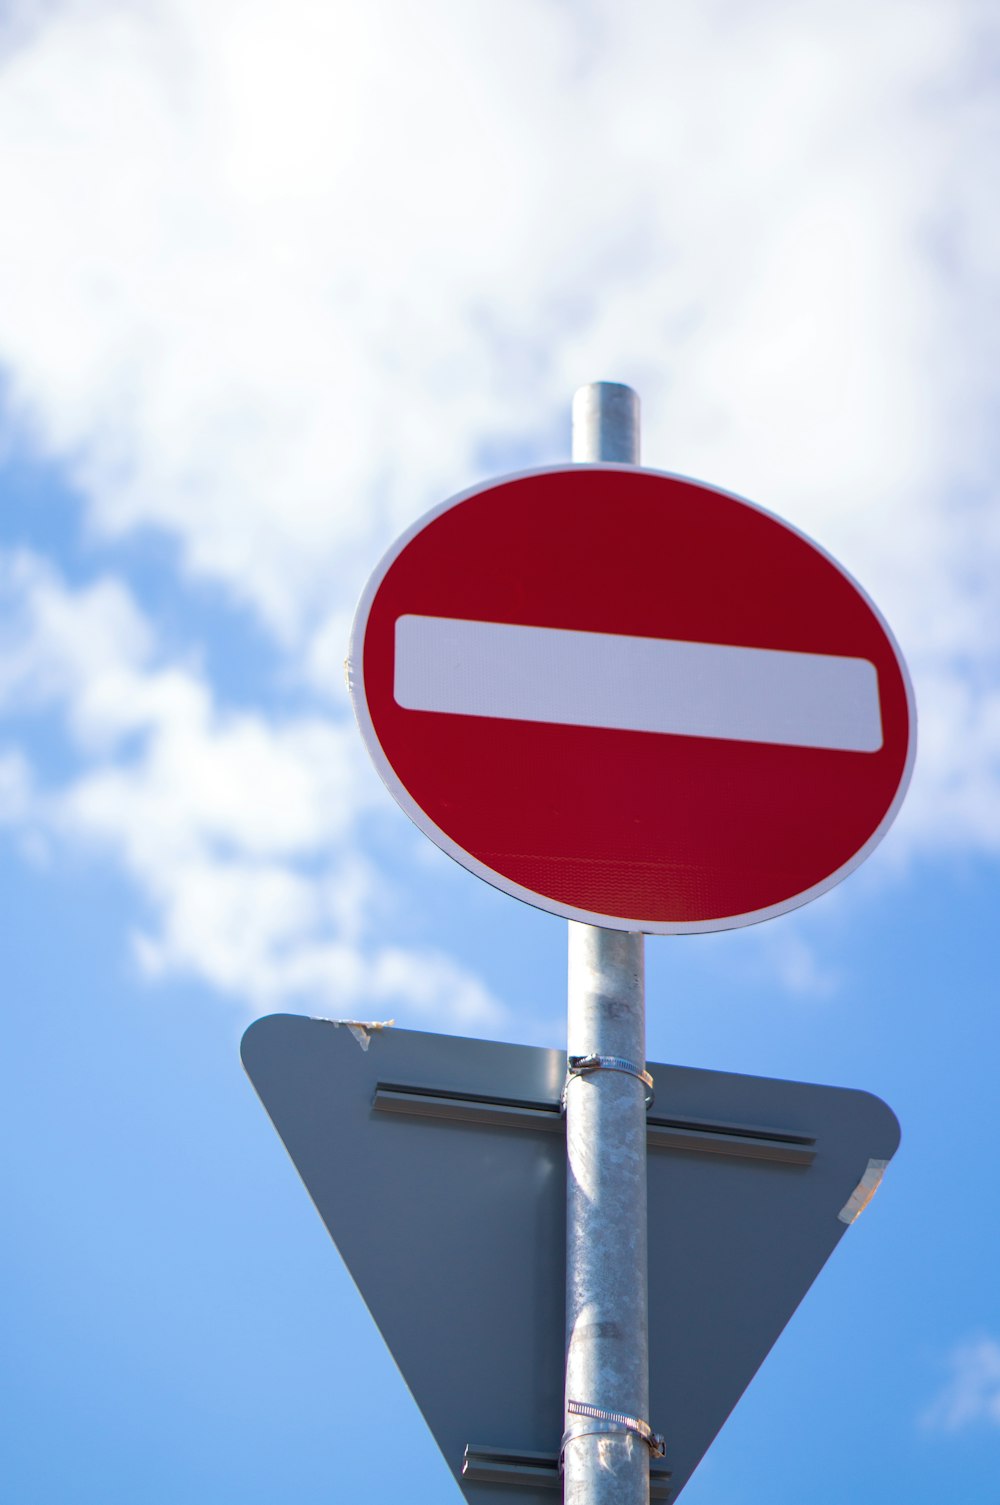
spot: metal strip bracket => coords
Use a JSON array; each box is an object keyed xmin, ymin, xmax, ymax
[
  {"xmin": 562, "ymin": 1399, "xmax": 666, "ymax": 1461},
  {"xmin": 462, "ymin": 1442, "xmax": 673, "ymax": 1497},
  {"xmin": 562, "ymin": 1053, "xmax": 655, "ymax": 1109}
]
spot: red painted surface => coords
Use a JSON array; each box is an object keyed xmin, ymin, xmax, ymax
[{"xmin": 355, "ymin": 467, "xmax": 913, "ymax": 930}]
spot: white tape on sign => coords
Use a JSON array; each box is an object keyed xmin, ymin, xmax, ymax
[{"xmin": 393, "ymin": 615, "xmax": 883, "ymax": 753}]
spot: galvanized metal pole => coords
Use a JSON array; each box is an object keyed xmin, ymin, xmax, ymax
[{"xmin": 564, "ymin": 383, "xmax": 651, "ymax": 1505}]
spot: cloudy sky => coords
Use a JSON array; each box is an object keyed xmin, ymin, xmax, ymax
[{"xmin": 2, "ymin": 2, "xmax": 999, "ymax": 1501}]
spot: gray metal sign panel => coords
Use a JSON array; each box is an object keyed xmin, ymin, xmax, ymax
[{"xmin": 241, "ymin": 1015, "xmax": 899, "ymax": 1503}]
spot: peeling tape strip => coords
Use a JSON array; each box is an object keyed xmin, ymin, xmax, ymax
[
  {"xmin": 838, "ymin": 1157, "xmax": 889, "ymax": 1224},
  {"xmin": 322, "ymin": 1018, "xmax": 395, "ymax": 1052}
]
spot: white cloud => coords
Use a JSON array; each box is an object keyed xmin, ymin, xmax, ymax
[
  {"xmin": 0, "ymin": 0, "xmax": 996, "ymax": 863},
  {"xmin": 921, "ymin": 1336, "xmax": 1000, "ymax": 1432},
  {"xmin": 699, "ymin": 904, "xmax": 843, "ymax": 1001},
  {"xmin": 0, "ymin": 550, "xmax": 152, "ymax": 738},
  {"xmin": 0, "ymin": 0, "xmax": 997, "ymax": 637},
  {"xmin": 896, "ymin": 672, "xmax": 1000, "ymax": 856},
  {"xmin": 368, "ymin": 946, "xmax": 508, "ymax": 1030},
  {"xmin": 763, "ymin": 931, "xmax": 840, "ymax": 1000},
  {"xmin": 0, "ymin": 0, "xmax": 999, "ymax": 1000},
  {"xmin": 0, "ymin": 744, "xmax": 33, "ymax": 823},
  {"xmin": 0, "ymin": 547, "xmax": 508, "ymax": 1027}
]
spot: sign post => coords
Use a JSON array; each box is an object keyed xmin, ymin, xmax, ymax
[
  {"xmin": 242, "ymin": 383, "xmax": 918, "ymax": 1503},
  {"xmin": 564, "ymin": 384, "xmax": 653, "ymax": 1505}
]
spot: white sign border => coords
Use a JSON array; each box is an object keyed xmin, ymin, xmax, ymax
[{"xmin": 347, "ymin": 463, "xmax": 917, "ymax": 935}]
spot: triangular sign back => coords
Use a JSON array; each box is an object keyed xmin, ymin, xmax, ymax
[{"xmin": 241, "ymin": 1016, "xmax": 899, "ymax": 1502}]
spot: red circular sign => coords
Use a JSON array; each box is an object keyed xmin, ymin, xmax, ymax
[{"xmin": 349, "ymin": 466, "xmax": 915, "ymax": 933}]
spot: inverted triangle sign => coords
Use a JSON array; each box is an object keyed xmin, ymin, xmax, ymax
[{"xmin": 242, "ymin": 1015, "xmax": 899, "ymax": 1503}]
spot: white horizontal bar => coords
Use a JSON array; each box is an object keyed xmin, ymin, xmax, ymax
[{"xmin": 393, "ymin": 615, "xmax": 883, "ymax": 753}]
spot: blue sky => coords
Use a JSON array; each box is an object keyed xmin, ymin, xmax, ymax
[{"xmin": 2, "ymin": 2, "xmax": 999, "ymax": 1501}]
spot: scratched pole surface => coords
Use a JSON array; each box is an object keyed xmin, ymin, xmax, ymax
[{"xmin": 563, "ymin": 383, "xmax": 651, "ymax": 1505}]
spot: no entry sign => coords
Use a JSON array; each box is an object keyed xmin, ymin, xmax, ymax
[{"xmin": 349, "ymin": 466, "xmax": 915, "ymax": 932}]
